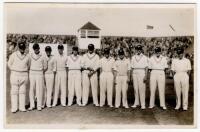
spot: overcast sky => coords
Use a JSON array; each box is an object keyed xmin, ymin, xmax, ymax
[{"xmin": 5, "ymin": 3, "xmax": 195, "ymax": 37}]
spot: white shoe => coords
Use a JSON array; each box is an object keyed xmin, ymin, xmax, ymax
[
  {"xmin": 20, "ymin": 109, "xmax": 27, "ymax": 112},
  {"xmin": 175, "ymin": 106, "xmax": 180, "ymax": 110},
  {"xmin": 11, "ymin": 110, "xmax": 17, "ymax": 113},
  {"xmin": 95, "ymin": 104, "xmax": 99, "ymax": 107},
  {"xmin": 62, "ymin": 105, "xmax": 66, "ymax": 107},
  {"xmin": 52, "ymin": 104, "xmax": 56, "ymax": 107},
  {"xmin": 37, "ymin": 107, "xmax": 42, "ymax": 111},
  {"xmin": 148, "ymin": 106, "xmax": 154, "ymax": 109},
  {"xmin": 81, "ymin": 104, "xmax": 86, "ymax": 107},
  {"xmin": 77, "ymin": 103, "xmax": 82, "ymax": 106},
  {"xmin": 131, "ymin": 104, "xmax": 138, "ymax": 108},
  {"xmin": 183, "ymin": 107, "xmax": 188, "ymax": 111},
  {"xmin": 47, "ymin": 105, "xmax": 52, "ymax": 108},
  {"xmin": 67, "ymin": 104, "xmax": 72, "ymax": 107},
  {"xmin": 115, "ymin": 106, "xmax": 119, "ymax": 108},
  {"xmin": 124, "ymin": 105, "xmax": 129, "ymax": 109},
  {"xmin": 109, "ymin": 105, "xmax": 114, "ymax": 108},
  {"xmin": 141, "ymin": 106, "xmax": 146, "ymax": 110},
  {"xmin": 28, "ymin": 107, "xmax": 34, "ymax": 111},
  {"xmin": 77, "ymin": 102, "xmax": 82, "ymax": 106},
  {"xmin": 162, "ymin": 106, "xmax": 167, "ymax": 110}
]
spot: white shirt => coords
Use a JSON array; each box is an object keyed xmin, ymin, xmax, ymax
[
  {"xmin": 67, "ymin": 55, "xmax": 83, "ymax": 70},
  {"xmin": 82, "ymin": 53, "xmax": 100, "ymax": 71},
  {"xmin": 131, "ymin": 54, "xmax": 148, "ymax": 69},
  {"xmin": 113, "ymin": 58, "xmax": 131, "ymax": 76},
  {"xmin": 30, "ymin": 53, "xmax": 47, "ymax": 71},
  {"xmin": 55, "ymin": 54, "xmax": 68, "ymax": 71},
  {"xmin": 148, "ymin": 55, "xmax": 168, "ymax": 70},
  {"xmin": 99, "ymin": 57, "xmax": 115, "ymax": 72},
  {"xmin": 8, "ymin": 51, "xmax": 30, "ymax": 72},
  {"xmin": 171, "ymin": 57, "xmax": 191, "ymax": 72},
  {"xmin": 45, "ymin": 55, "xmax": 56, "ymax": 74}
]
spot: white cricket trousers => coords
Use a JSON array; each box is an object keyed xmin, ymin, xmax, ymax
[
  {"xmin": 53, "ymin": 71, "xmax": 67, "ymax": 106},
  {"xmin": 68, "ymin": 70, "xmax": 82, "ymax": 105},
  {"xmin": 174, "ymin": 72, "xmax": 189, "ymax": 109},
  {"xmin": 29, "ymin": 71, "xmax": 44, "ymax": 109},
  {"xmin": 149, "ymin": 70, "xmax": 166, "ymax": 107},
  {"xmin": 100, "ymin": 72, "xmax": 114, "ymax": 106},
  {"xmin": 10, "ymin": 71, "xmax": 28, "ymax": 112},
  {"xmin": 132, "ymin": 69, "xmax": 146, "ymax": 108},
  {"xmin": 44, "ymin": 73, "xmax": 54, "ymax": 107},
  {"xmin": 82, "ymin": 71, "xmax": 99, "ymax": 105},
  {"xmin": 115, "ymin": 76, "xmax": 128, "ymax": 107}
]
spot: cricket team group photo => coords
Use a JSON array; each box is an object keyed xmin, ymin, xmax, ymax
[{"xmin": 4, "ymin": 3, "xmax": 195, "ymax": 127}]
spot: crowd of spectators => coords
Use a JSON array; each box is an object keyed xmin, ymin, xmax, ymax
[
  {"xmin": 6, "ymin": 33, "xmax": 193, "ymax": 61},
  {"xmin": 101, "ymin": 36, "xmax": 193, "ymax": 59},
  {"xmin": 6, "ymin": 34, "xmax": 77, "ymax": 59},
  {"xmin": 7, "ymin": 34, "xmax": 77, "ymax": 45}
]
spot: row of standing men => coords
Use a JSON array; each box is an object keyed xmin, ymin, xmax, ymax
[{"xmin": 8, "ymin": 42, "xmax": 192, "ymax": 113}]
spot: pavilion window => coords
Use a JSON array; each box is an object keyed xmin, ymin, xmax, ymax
[
  {"xmin": 87, "ymin": 30, "xmax": 99, "ymax": 38},
  {"xmin": 80, "ymin": 30, "xmax": 86, "ymax": 38}
]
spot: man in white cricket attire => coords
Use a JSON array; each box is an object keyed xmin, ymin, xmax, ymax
[
  {"xmin": 131, "ymin": 45, "xmax": 148, "ymax": 109},
  {"xmin": 29, "ymin": 43, "xmax": 47, "ymax": 111},
  {"xmin": 44, "ymin": 46, "xmax": 56, "ymax": 108},
  {"xmin": 148, "ymin": 46, "xmax": 168, "ymax": 110},
  {"xmin": 99, "ymin": 48, "xmax": 115, "ymax": 107},
  {"xmin": 113, "ymin": 49, "xmax": 131, "ymax": 108},
  {"xmin": 67, "ymin": 46, "xmax": 82, "ymax": 106},
  {"xmin": 8, "ymin": 42, "xmax": 30, "ymax": 113},
  {"xmin": 52, "ymin": 44, "xmax": 67, "ymax": 107},
  {"xmin": 82, "ymin": 44, "xmax": 99, "ymax": 106},
  {"xmin": 171, "ymin": 47, "xmax": 191, "ymax": 110}
]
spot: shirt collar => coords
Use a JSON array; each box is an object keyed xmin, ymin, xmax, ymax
[
  {"xmin": 105, "ymin": 56, "xmax": 111, "ymax": 60},
  {"xmin": 87, "ymin": 53, "xmax": 96, "ymax": 60},
  {"xmin": 70, "ymin": 54, "xmax": 79, "ymax": 62},
  {"xmin": 17, "ymin": 50, "xmax": 26, "ymax": 56},
  {"xmin": 88, "ymin": 52, "xmax": 95, "ymax": 57},
  {"xmin": 31, "ymin": 53, "xmax": 42, "ymax": 60},
  {"xmin": 135, "ymin": 54, "xmax": 143, "ymax": 61},
  {"xmin": 154, "ymin": 55, "xmax": 163, "ymax": 59},
  {"xmin": 16, "ymin": 51, "xmax": 26, "ymax": 60},
  {"xmin": 177, "ymin": 57, "xmax": 185, "ymax": 60},
  {"xmin": 33, "ymin": 53, "xmax": 41, "ymax": 56},
  {"xmin": 72, "ymin": 54, "xmax": 79, "ymax": 57},
  {"xmin": 58, "ymin": 54, "xmax": 64, "ymax": 57},
  {"xmin": 46, "ymin": 55, "xmax": 53, "ymax": 60},
  {"xmin": 119, "ymin": 58, "xmax": 125, "ymax": 61}
]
